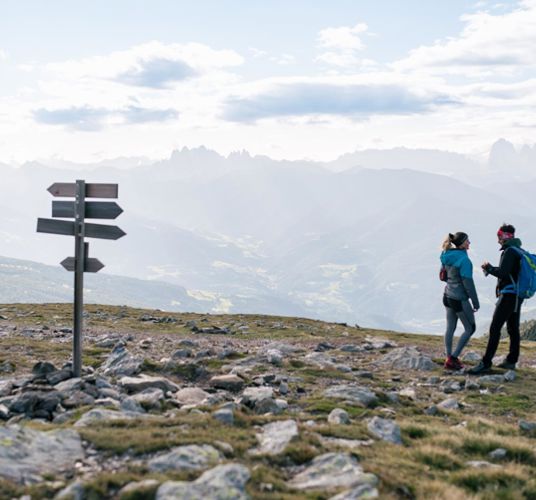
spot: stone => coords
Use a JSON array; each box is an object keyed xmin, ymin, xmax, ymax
[
  {"xmin": 119, "ymin": 374, "xmax": 179, "ymax": 393},
  {"xmin": 399, "ymin": 388, "xmax": 417, "ymax": 400},
  {"xmin": 32, "ymin": 361, "xmax": 57, "ymax": 377},
  {"xmin": 172, "ymin": 349, "xmax": 193, "ymax": 359},
  {"xmin": 378, "ymin": 347, "xmax": 436, "ymax": 371},
  {"xmin": 253, "ymin": 419, "xmax": 298, "ymax": 455},
  {"xmin": 149, "ymin": 444, "xmax": 221, "ymax": 473},
  {"xmin": 213, "ymin": 408, "xmax": 234, "ymax": 425},
  {"xmin": 266, "ymin": 349, "xmax": 283, "ymax": 366},
  {"xmin": 466, "ymin": 460, "xmax": 501, "ymax": 469},
  {"xmin": 438, "ymin": 398, "xmax": 459, "ymax": 411},
  {"xmin": 54, "ymin": 480, "xmax": 85, "ymax": 500},
  {"xmin": 118, "ymin": 479, "xmax": 160, "ymax": 499},
  {"xmin": 0, "ymin": 426, "xmax": 83, "ymax": 484},
  {"xmin": 289, "ymin": 453, "xmax": 378, "ymax": 491},
  {"xmin": 54, "ymin": 378, "xmax": 83, "ymax": 393},
  {"xmin": 328, "ymin": 408, "xmax": 350, "ymax": 425},
  {"xmin": 47, "ymin": 369, "xmax": 74, "ymax": 385},
  {"xmin": 210, "ymin": 374, "xmax": 244, "ymax": 392},
  {"xmin": 0, "ymin": 379, "xmax": 13, "ymax": 397},
  {"xmin": 74, "ymin": 408, "xmax": 146, "ymax": 427},
  {"xmin": 478, "ymin": 375, "xmax": 505, "ymax": 384},
  {"xmin": 175, "ymin": 387, "xmax": 211, "ymax": 406},
  {"xmin": 0, "ymin": 360, "xmax": 15, "ymax": 373},
  {"xmin": 324, "ymin": 385, "xmax": 378, "ymax": 408},
  {"xmin": 425, "ymin": 405, "xmax": 438, "ymax": 416},
  {"xmin": 120, "ymin": 397, "xmax": 146, "ymax": 413},
  {"xmin": 340, "ymin": 345, "xmax": 361, "ymax": 352},
  {"xmin": 462, "ymin": 351, "xmax": 481, "ymax": 362},
  {"xmin": 519, "ymin": 420, "xmax": 536, "ymax": 433},
  {"xmin": 279, "ymin": 382, "xmax": 289, "ymax": 395},
  {"xmin": 100, "ymin": 345, "xmax": 143, "ymax": 377},
  {"xmin": 464, "ymin": 378, "xmax": 480, "ymax": 390},
  {"xmin": 156, "ymin": 463, "xmax": 250, "ymax": 500},
  {"xmin": 489, "ymin": 448, "xmax": 507, "ymax": 460},
  {"xmin": 9, "ymin": 391, "xmax": 61, "ymax": 419},
  {"xmin": 320, "ymin": 437, "xmax": 374, "ymax": 449},
  {"xmin": 98, "ymin": 387, "xmax": 121, "ymax": 400},
  {"xmin": 330, "ymin": 484, "xmax": 379, "ymax": 499},
  {"xmin": 62, "ymin": 391, "xmax": 95, "ymax": 409},
  {"xmin": 315, "ymin": 341, "xmax": 335, "ymax": 351},
  {"xmin": 504, "ymin": 370, "xmax": 516, "ymax": 382},
  {"xmin": 367, "ymin": 417, "xmax": 402, "ymax": 445},
  {"xmin": 242, "ymin": 386, "xmax": 274, "ymax": 405},
  {"xmin": 0, "ymin": 404, "xmax": 9, "ymax": 420},
  {"xmin": 131, "ymin": 388, "xmax": 165, "ymax": 410},
  {"xmin": 254, "ymin": 398, "xmax": 283, "ymax": 415}
]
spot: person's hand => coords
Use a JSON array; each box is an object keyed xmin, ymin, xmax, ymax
[
  {"xmin": 473, "ymin": 307, "xmax": 479, "ymax": 312},
  {"xmin": 481, "ymin": 261, "xmax": 489, "ymax": 269}
]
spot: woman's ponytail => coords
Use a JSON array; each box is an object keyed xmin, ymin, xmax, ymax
[{"xmin": 442, "ymin": 233, "xmax": 454, "ymax": 251}]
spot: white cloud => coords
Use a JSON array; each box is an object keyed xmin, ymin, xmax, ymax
[
  {"xmin": 394, "ymin": 2, "xmax": 536, "ymax": 76},
  {"xmin": 0, "ymin": 49, "xmax": 8, "ymax": 61},
  {"xmin": 316, "ymin": 22, "xmax": 373, "ymax": 69}
]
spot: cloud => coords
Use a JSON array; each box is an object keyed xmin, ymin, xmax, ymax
[
  {"xmin": 116, "ymin": 57, "xmax": 196, "ymax": 88},
  {"xmin": 33, "ymin": 104, "xmax": 179, "ymax": 130},
  {"xmin": 0, "ymin": 48, "xmax": 8, "ymax": 61},
  {"xmin": 46, "ymin": 41, "xmax": 243, "ymax": 85},
  {"xmin": 316, "ymin": 22, "xmax": 371, "ymax": 68},
  {"xmin": 223, "ymin": 81, "xmax": 454, "ymax": 122},
  {"xmin": 394, "ymin": 2, "xmax": 536, "ymax": 75}
]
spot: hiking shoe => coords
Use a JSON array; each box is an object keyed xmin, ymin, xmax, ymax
[
  {"xmin": 497, "ymin": 360, "xmax": 516, "ymax": 370},
  {"xmin": 467, "ymin": 361, "xmax": 492, "ymax": 375},
  {"xmin": 452, "ymin": 356, "xmax": 464, "ymax": 370},
  {"xmin": 444, "ymin": 356, "xmax": 458, "ymax": 370}
]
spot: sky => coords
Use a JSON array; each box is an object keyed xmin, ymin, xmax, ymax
[{"xmin": 1, "ymin": 0, "xmax": 535, "ymax": 163}]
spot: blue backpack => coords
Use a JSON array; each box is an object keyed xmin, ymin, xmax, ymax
[{"xmin": 502, "ymin": 247, "xmax": 536, "ymax": 299}]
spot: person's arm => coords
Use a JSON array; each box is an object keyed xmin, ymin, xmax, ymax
[
  {"xmin": 460, "ymin": 258, "xmax": 480, "ymax": 310},
  {"xmin": 484, "ymin": 248, "xmax": 518, "ymax": 279}
]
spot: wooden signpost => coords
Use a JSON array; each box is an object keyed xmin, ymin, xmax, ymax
[{"xmin": 36, "ymin": 180, "xmax": 125, "ymax": 377}]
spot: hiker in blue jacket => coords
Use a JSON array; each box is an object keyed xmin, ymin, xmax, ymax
[
  {"xmin": 440, "ymin": 232, "xmax": 480, "ymax": 370},
  {"xmin": 468, "ymin": 224, "xmax": 523, "ymax": 374}
]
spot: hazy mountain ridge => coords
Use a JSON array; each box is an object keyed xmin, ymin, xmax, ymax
[{"xmin": 2, "ymin": 142, "xmax": 536, "ymax": 332}]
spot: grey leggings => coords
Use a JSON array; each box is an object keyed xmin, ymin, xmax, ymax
[{"xmin": 444, "ymin": 299, "xmax": 476, "ymax": 358}]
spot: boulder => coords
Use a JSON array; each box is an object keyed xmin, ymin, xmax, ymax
[
  {"xmin": 149, "ymin": 444, "xmax": 221, "ymax": 473},
  {"xmin": 328, "ymin": 408, "xmax": 350, "ymax": 425},
  {"xmin": 119, "ymin": 374, "xmax": 179, "ymax": 394},
  {"xmin": 157, "ymin": 463, "xmax": 250, "ymax": 500},
  {"xmin": 330, "ymin": 484, "xmax": 379, "ymax": 499},
  {"xmin": 212, "ymin": 408, "xmax": 234, "ymax": 425},
  {"xmin": 210, "ymin": 374, "xmax": 244, "ymax": 392},
  {"xmin": 131, "ymin": 388, "xmax": 165, "ymax": 410},
  {"xmin": 378, "ymin": 347, "xmax": 436, "ymax": 371},
  {"xmin": 324, "ymin": 385, "xmax": 377, "ymax": 408},
  {"xmin": 0, "ymin": 426, "xmax": 83, "ymax": 484},
  {"xmin": 9, "ymin": 391, "xmax": 61, "ymax": 419},
  {"xmin": 253, "ymin": 419, "xmax": 298, "ymax": 455},
  {"xmin": 175, "ymin": 387, "xmax": 211, "ymax": 406},
  {"xmin": 367, "ymin": 417, "xmax": 402, "ymax": 445},
  {"xmin": 289, "ymin": 453, "xmax": 378, "ymax": 491},
  {"xmin": 100, "ymin": 345, "xmax": 143, "ymax": 377},
  {"xmin": 74, "ymin": 408, "xmax": 146, "ymax": 427}
]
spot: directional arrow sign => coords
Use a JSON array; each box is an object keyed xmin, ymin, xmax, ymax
[
  {"xmin": 48, "ymin": 183, "xmax": 118, "ymax": 199},
  {"xmin": 61, "ymin": 257, "xmax": 105, "ymax": 273},
  {"xmin": 37, "ymin": 218, "xmax": 75, "ymax": 236},
  {"xmin": 85, "ymin": 222, "xmax": 126, "ymax": 240},
  {"xmin": 52, "ymin": 201, "xmax": 123, "ymax": 219}
]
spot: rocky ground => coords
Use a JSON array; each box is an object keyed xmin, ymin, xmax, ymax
[{"xmin": 2, "ymin": 304, "xmax": 536, "ymax": 499}]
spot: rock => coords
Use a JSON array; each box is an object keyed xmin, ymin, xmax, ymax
[
  {"xmin": 47, "ymin": 369, "xmax": 74, "ymax": 385},
  {"xmin": 157, "ymin": 463, "xmax": 250, "ymax": 500},
  {"xmin": 100, "ymin": 345, "xmax": 143, "ymax": 377},
  {"xmin": 266, "ymin": 349, "xmax": 283, "ymax": 366},
  {"xmin": 438, "ymin": 398, "xmax": 459, "ymax": 411},
  {"xmin": 118, "ymin": 479, "xmax": 160, "ymax": 499},
  {"xmin": 52, "ymin": 410, "xmax": 78, "ymax": 424},
  {"xmin": 74, "ymin": 408, "xmax": 146, "ymax": 427},
  {"xmin": 175, "ymin": 387, "xmax": 211, "ymax": 406},
  {"xmin": 399, "ymin": 388, "xmax": 417, "ymax": 400},
  {"xmin": 519, "ymin": 420, "xmax": 536, "ymax": 433},
  {"xmin": 367, "ymin": 417, "xmax": 402, "ymax": 445},
  {"xmin": 120, "ymin": 397, "xmax": 146, "ymax": 413},
  {"xmin": 279, "ymin": 382, "xmax": 289, "ymax": 395},
  {"xmin": 254, "ymin": 398, "xmax": 283, "ymax": 415},
  {"xmin": 0, "ymin": 379, "xmax": 13, "ymax": 397},
  {"xmin": 120, "ymin": 374, "xmax": 179, "ymax": 394},
  {"xmin": 54, "ymin": 378, "xmax": 83, "ymax": 393},
  {"xmin": 328, "ymin": 408, "xmax": 350, "ymax": 425},
  {"xmin": 0, "ymin": 404, "xmax": 9, "ymax": 420},
  {"xmin": 62, "ymin": 391, "xmax": 95, "ymax": 409},
  {"xmin": 324, "ymin": 385, "xmax": 378, "ymax": 408},
  {"xmin": 504, "ymin": 370, "xmax": 516, "ymax": 382},
  {"xmin": 98, "ymin": 387, "xmax": 121, "ymax": 400},
  {"xmin": 0, "ymin": 426, "xmax": 84, "ymax": 484},
  {"xmin": 172, "ymin": 349, "xmax": 193, "ymax": 359},
  {"xmin": 54, "ymin": 480, "xmax": 85, "ymax": 500},
  {"xmin": 462, "ymin": 351, "xmax": 481, "ymax": 362},
  {"xmin": 330, "ymin": 484, "xmax": 379, "ymax": 499},
  {"xmin": 210, "ymin": 374, "xmax": 244, "ymax": 392},
  {"xmin": 489, "ymin": 448, "xmax": 507, "ymax": 460},
  {"xmin": 0, "ymin": 360, "xmax": 15, "ymax": 373},
  {"xmin": 131, "ymin": 388, "xmax": 165, "ymax": 410},
  {"xmin": 32, "ymin": 361, "xmax": 57, "ymax": 377},
  {"xmin": 340, "ymin": 345, "xmax": 361, "ymax": 352},
  {"xmin": 378, "ymin": 347, "xmax": 436, "ymax": 371},
  {"xmin": 425, "ymin": 405, "xmax": 438, "ymax": 416},
  {"xmin": 242, "ymin": 386, "xmax": 274, "ymax": 405},
  {"xmin": 213, "ymin": 408, "xmax": 234, "ymax": 425},
  {"xmin": 149, "ymin": 444, "xmax": 221, "ymax": 473},
  {"xmin": 466, "ymin": 460, "xmax": 501, "ymax": 469},
  {"xmin": 253, "ymin": 420, "xmax": 298, "ymax": 455},
  {"xmin": 478, "ymin": 375, "xmax": 505, "ymax": 384},
  {"xmin": 315, "ymin": 342, "xmax": 335, "ymax": 352},
  {"xmin": 289, "ymin": 453, "xmax": 378, "ymax": 491},
  {"xmin": 9, "ymin": 391, "xmax": 61, "ymax": 419},
  {"xmin": 320, "ymin": 437, "xmax": 374, "ymax": 449},
  {"xmin": 464, "ymin": 378, "xmax": 480, "ymax": 390}
]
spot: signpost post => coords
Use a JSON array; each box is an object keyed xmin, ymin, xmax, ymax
[{"xmin": 37, "ymin": 180, "xmax": 125, "ymax": 377}]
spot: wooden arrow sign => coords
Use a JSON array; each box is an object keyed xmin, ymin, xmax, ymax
[
  {"xmin": 61, "ymin": 257, "xmax": 104, "ymax": 273},
  {"xmin": 48, "ymin": 183, "xmax": 118, "ymax": 199},
  {"xmin": 37, "ymin": 218, "xmax": 75, "ymax": 236},
  {"xmin": 52, "ymin": 201, "xmax": 123, "ymax": 219},
  {"xmin": 85, "ymin": 222, "xmax": 126, "ymax": 240}
]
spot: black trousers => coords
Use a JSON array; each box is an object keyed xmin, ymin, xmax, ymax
[{"xmin": 483, "ymin": 294, "xmax": 523, "ymax": 366}]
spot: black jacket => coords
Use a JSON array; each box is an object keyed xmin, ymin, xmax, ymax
[{"xmin": 484, "ymin": 243, "xmax": 522, "ymax": 297}]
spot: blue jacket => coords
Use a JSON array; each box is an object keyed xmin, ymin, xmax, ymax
[{"xmin": 440, "ymin": 249, "xmax": 479, "ymax": 308}]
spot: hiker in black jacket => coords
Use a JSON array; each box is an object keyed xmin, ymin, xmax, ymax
[{"xmin": 468, "ymin": 223, "xmax": 523, "ymax": 375}]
